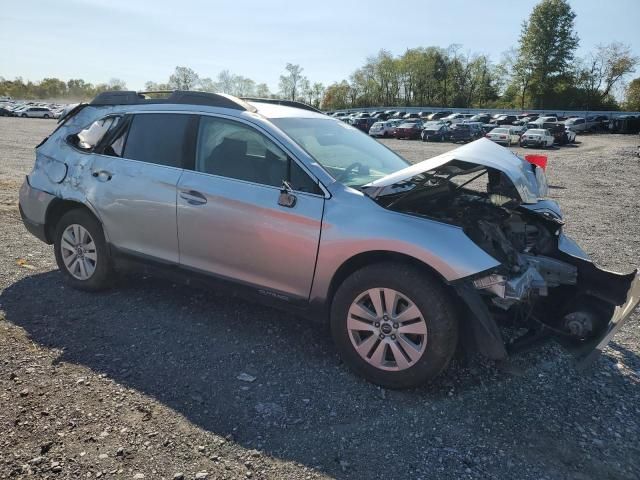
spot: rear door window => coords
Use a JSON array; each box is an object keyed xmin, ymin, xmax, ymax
[{"xmin": 122, "ymin": 113, "xmax": 195, "ymax": 168}]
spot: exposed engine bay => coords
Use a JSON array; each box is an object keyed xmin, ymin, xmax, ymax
[{"xmin": 368, "ymin": 159, "xmax": 638, "ymax": 358}]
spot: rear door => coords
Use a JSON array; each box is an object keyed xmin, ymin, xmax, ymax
[
  {"xmin": 176, "ymin": 115, "xmax": 324, "ymax": 300},
  {"xmin": 86, "ymin": 112, "xmax": 196, "ymax": 263}
]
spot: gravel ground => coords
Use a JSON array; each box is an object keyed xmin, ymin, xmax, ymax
[{"xmin": 1, "ymin": 117, "xmax": 639, "ymax": 480}]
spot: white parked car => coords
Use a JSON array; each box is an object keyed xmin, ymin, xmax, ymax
[
  {"xmin": 485, "ymin": 127, "xmax": 520, "ymax": 146},
  {"xmin": 564, "ymin": 127, "xmax": 577, "ymax": 143},
  {"xmin": 17, "ymin": 106, "xmax": 54, "ymax": 118},
  {"xmin": 442, "ymin": 113, "xmax": 468, "ymax": 125},
  {"xmin": 529, "ymin": 116, "xmax": 557, "ymax": 128},
  {"xmin": 520, "ymin": 129, "xmax": 555, "ymax": 148},
  {"xmin": 368, "ymin": 120, "xmax": 396, "ymax": 137}
]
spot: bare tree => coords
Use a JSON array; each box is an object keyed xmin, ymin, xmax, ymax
[
  {"xmin": 279, "ymin": 63, "xmax": 306, "ymax": 101},
  {"xmin": 579, "ymin": 43, "xmax": 638, "ymax": 102},
  {"xmin": 255, "ymin": 83, "xmax": 270, "ymax": 98}
]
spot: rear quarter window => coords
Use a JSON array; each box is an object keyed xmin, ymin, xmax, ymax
[{"xmin": 123, "ymin": 113, "xmax": 194, "ymax": 168}]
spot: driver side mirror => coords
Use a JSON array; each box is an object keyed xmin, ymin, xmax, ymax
[{"xmin": 278, "ymin": 180, "xmax": 297, "ymax": 208}]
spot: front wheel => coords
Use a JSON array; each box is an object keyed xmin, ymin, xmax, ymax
[
  {"xmin": 330, "ymin": 263, "xmax": 458, "ymax": 389},
  {"xmin": 53, "ymin": 209, "xmax": 114, "ymax": 291}
]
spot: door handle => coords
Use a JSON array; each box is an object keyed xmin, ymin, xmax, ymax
[
  {"xmin": 91, "ymin": 170, "xmax": 112, "ymax": 182},
  {"xmin": 180, "ymin": 190, "xmax": 207, "ymax": 206}
]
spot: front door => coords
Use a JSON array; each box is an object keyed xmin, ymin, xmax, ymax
[{"xmin": 176, "ymin": 115, "xmax": 324, "ymax": 300}]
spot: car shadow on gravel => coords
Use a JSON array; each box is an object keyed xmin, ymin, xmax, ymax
[{"xmin": 3, "ymin": 270, "xmax": 638, "ymax": 478}]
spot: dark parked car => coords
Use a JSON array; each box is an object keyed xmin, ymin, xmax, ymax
[
  {"xmin": 469, "ymin": 113, "xmax": 492, "ymax": 124},
  {"xmin": 395, "ymin": 120, "xmax": 424, "ymax": 139},
  {"xmin": 542, "ymin": 122, "xmax": 570, "ymax": 145},
  {"xmin": 427, "ymin": 111, "xmax": 453, "ymax": 121},
  {"xmin": 351, "ymin": 116, "xmax": 378, "ymax": 132},
  {"xmin": 609, "ymin": 115, "xmax": 640, "ymax": 134},
  {"xmin": 480, "ymin": 123, "xmax": 497, "ymax": 134},
  {"xmin": 0, "ymin": 106, "xmax": 13, "ymax": 116},
  {"xmin": 373, "ymin": 112, "xmax": 390, "ymax": 121},
  {"xmin": 449, "ymin": 123, "xmax": 483, "ymax": 143},
  {"xmin": 586, "ymin": 115, "xmax": 609, "ymax": 132},
  {"xmin": 491, "ymin": 115, "xmax": 518, "ymax": 126},
  {"xmin": 421, "ymin": 121, "xmax": 450, "ymax": 141}
]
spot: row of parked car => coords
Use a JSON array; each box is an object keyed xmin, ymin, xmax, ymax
[
  {"xmin": 365, "ymin": 115, "xmax": 576, "ymax": 148},
  {"xmin": 330, "ymin": 108, "xmax": 640, "ymax": 136},
  {"xmin": 0, "ymin": 100, "xmax": 73, "ymax": 119}
]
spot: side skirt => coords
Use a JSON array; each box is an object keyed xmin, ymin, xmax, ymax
[{"xmin": 109, "ymin": 245, "xmax": 314, "ymax": 317}]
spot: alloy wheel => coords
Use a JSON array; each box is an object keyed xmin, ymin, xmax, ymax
[
  {"xmin": 59, "ymin": 224, "xmax": 98, "ymax": 280},
  {"xmin": 347, "ymin": 288, "xmax": 428, "ymax": 371}
]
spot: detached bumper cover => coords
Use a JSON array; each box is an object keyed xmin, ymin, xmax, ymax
[{"xmin": 571, "ymin": 270, "xmax": 640, "ymax": 365}]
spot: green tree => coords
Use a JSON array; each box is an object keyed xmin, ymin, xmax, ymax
[
  {"xmin": 168, "ymin": 66, "xmax": 199, "ymax": 90},
  {"xmin": 624, "ymin": 77, "xmax": 640, "ymax": 111},
  {"xmin": 513, "ymin": 0, "xmax": 579, "ymax": 108}
]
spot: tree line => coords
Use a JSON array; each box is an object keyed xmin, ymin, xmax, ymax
[
  {"xmin": 2, "ymin": 0, "xmax": 639, "ymax": 111},
  {"xmin": 323, "ymin": 0, "xmax": 638, "ymax": 111}
]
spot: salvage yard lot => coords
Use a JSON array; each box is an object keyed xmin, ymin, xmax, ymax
[{"xmin": 1, "ymin": 117, "xmax": 639, "ymax": 480}]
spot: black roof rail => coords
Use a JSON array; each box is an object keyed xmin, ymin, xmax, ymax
[
  {"xmin": 240, "ymin": 97, "xmax": 322, "ymax": 113},
  {"xmin": 89, "ymin": 90, "xmax": 257, "ymax": 112}
]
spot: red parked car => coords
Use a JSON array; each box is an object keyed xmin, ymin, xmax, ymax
[{"xmin": 394, "ymin": 120, "xmax": 424, "ymax": 139}]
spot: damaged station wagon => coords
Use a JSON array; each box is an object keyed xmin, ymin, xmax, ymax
[{"xmin": 19, "ymin": 91, "xmax": 640, "ymax": 389}]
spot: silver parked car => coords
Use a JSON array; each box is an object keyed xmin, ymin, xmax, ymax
[
  {"xmin": 19, "ymin": 91, "xmax": 640, "ymax": 389},
  {"xmin": 17, "ymin": 106, "xmax": 54, "ymax": 118}
]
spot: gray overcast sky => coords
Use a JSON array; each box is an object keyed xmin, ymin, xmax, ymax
[{"xmin": 2, "ymin": 0, "xmax": 638, "ymax": 91}]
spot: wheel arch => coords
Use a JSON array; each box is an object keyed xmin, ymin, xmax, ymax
[
  {"xmin": 325, "ymin": 250, "xmax": 455, "ymax": 313},
  {"xmin": 44, "ymin": 198, "xmax": 104, "ymax": 244}
]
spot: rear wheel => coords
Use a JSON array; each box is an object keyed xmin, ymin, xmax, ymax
[
  {"xmin": 53, "ymin": 209, "xmax": 114, "ymax": 291},
  {"xmin": 330, "ymin": 263, "xmax": 458, "ymax": 389}
]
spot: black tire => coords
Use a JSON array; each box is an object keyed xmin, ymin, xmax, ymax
[
  {"xmin": 44, "ymin": 114, "xmax": 50, "ymax": 119},
  {"xmin": 21, "ymin": 113, "xmax": 27, "ymax": 118},
  {"xmin": 330, "ymin": 263, "xmax": 458, "ymax": 389},
  {"xmin": 53, "ymin": 209, "xmax": 114, "ymax": 291}
]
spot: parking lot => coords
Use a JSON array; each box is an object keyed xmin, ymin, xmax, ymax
[{"xmin": 1, "ymin": 117, "xmax": 639, "ymax": 479}]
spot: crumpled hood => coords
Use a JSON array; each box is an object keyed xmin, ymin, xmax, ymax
[{"xmin": 363, "ymin": 138, "xmax": 547, "ymax": 204}]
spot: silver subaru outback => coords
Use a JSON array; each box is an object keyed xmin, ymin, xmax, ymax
[{"xmin": 19, "ymin": 91, "xmax": 639, "ymax": 389}]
